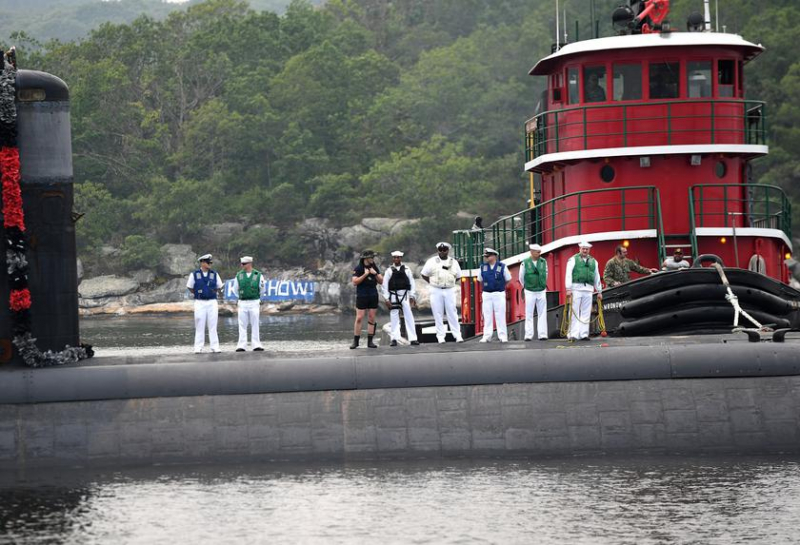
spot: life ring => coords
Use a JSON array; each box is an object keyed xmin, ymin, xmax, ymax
[{"xmin": 691, "ymin": 254, "xmax": 725, "ymax": 268}]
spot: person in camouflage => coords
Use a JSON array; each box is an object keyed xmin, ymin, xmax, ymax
[{"xmin": 603, "ymin": 245, "xmax": 658, "ymax": 288}]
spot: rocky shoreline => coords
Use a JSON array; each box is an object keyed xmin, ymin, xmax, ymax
[{"xmin": 78, "ymin": 217, "xmax": 441, "ymax": 316}]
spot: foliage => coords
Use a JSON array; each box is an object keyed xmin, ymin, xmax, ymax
[
  {"xmin": 119, "ymin": 235, "xmax": 163, "ymax": 270},
  {"xmin": 8, "ymin": 0, "xmax": 800, "ymax": 270}
]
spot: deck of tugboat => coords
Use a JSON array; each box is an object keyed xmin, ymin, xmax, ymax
[{"xmin": 2, "ymin": 332, "xmax": 800, "ymax": 405}]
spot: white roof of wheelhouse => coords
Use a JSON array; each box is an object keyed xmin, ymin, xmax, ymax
[{"xmin": 530, "ymin": 32, "xmax": 764, "ymax": 75}]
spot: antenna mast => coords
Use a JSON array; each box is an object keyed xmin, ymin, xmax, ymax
[
  {"xmin": 703, "ymin": 0, "xmax": 711, "ymax": 30},
  {"xmin": 555, "ymin": 0, "xmax": 560, "ymax": 50}
]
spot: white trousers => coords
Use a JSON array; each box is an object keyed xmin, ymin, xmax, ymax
[
  {"xmin": 524, "ymin": 289, "xmax": 548, "ymax": 340},
  {"xmin": 429, "ymin": 286, "xmax": 463, "ymax": 342},
  {"xmin": 388, "ymin": 290, "xmax": 417, "ymax": 342},
  {"xmin": 569, "ymin": 290, "xmax": 593, "ymax": 340},
  {"xmin": 237, "ymin": 299, "xmax": 262, "ymax": 349},
  {"xmin": 194, "ymin": 299, "xmax": 220, "ymax": 352},
  {"xmin": 481, "ymin": 291, "xmax": 508, "ymax": 342}
]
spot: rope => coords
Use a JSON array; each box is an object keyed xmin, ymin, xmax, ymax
[{"xmin": 559, "ymin": 296, "xmax": 606, "ymax": 337}]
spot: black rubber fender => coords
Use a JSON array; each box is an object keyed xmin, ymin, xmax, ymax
[
  {"xmin": 618, "ymin": 307, "xmax": 790, "ymax": 336},
  {"xmin": 620, "ymin": 284, "xmax": 794, "ymax": 318}
]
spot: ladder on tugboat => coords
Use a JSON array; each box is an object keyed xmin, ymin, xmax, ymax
[{"xmin": 659, "ymin": 233, "xmax": 694, "ymax": 267}]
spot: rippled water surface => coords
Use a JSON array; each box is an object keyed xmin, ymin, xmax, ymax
[
  {"xmin": 80, "ymin": 313, "xmax": 359, "ymax": 355},
  {"xmin": 2, "ymin": 456, "xmax": 800, "ymax": 544}
]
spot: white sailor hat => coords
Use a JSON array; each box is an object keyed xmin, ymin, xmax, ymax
[
  {"xmin": 483, "ymin": 248, "xmax": 499, "ymax": 256},
  {"xmin": 240, "ymin": 256, "xmax": 253, "ymax": 264},
  {"xmin": 578, "ymin": 241, "xmax": 592, "ymax": 248},
  {"xmin": 390, "ymin": 251, "xmax": 404, "ymax": 257},
  {"xmin": 529, "ymin": 243, "xmax": 542, "ymax": 251},
  {"xmin": 436, "ymin": 242, "xmax": 452, "ymax": 250},
  {"xmin": 198, "ymin": 253, "xmax": 213, "ymax": 263}
]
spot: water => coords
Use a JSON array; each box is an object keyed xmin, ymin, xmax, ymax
[
  {"xmin": 79, "ymin": 313, "xmax": 359, "ymax": 356},
  {"xmin": 2, "ymin": 456, "xmax": 800, "ymax": 544},
  {"xmin": 6, "ymin": 316, "xmax": 799, "ymax": 543}
]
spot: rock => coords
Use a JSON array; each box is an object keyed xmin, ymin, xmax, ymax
[
  {"xmin": 202, "ymin": 222, "xmax": 245, "ymax": 244},
  {"xmin": 337, "ymin": 218, "xmax": 418, "ymax": 251},
  {"xmin": 125, "ymin": 302, "xmax": 194, "ymax": 314},
  {"xmin": 79, "ymin": 275, "xmax": 140, "ymax": 299},
  {"xmin": 277, "ymin": 301, "xmax": 295, "ymax": 311},
  {"xmin": 388, "ymin": 218, "xmax": 419, "ymax": 235},
  {"xmin": 160, "ymin": 244, "xmax": 196, "ymax": 276},
  {"xmin": 124, "ymin": 278, "xmax": 186, "ymax": 306},
  {"xmin": 130, "ymin": 269, "xmax": 156, "ymax": 285},
  {"xmin": 100, "ymin": 245, "xmax": 120, "ymax": 258}
]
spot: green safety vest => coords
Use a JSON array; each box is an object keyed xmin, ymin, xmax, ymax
[
  {"xmin": 523, "ymin": 257, "xmax": 547, "ymax": 292},
  {"xmin": 236, "ymin": 270, "xmax": 262, "ymax": 300},
  {"xmin": 571, "ymin": 254, "xmax": 596, "ymax": 285}
]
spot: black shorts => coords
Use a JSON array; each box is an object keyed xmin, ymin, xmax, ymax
[{"xmin": 356, "ymin": 295, "xmax": 379, "ymax": 310}]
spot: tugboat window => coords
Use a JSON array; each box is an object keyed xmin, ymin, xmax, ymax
[
  {"xmin": 613, "ymin": 63, "xmax": 642, "ymax": 101},
  {"xmin": 649, "ymin": 62, "xmax": 679, "ymax": 99},
  {"xmin": 600, "ymin": 165, "xmax": 615, "ymax": 183},
  {"xmin": 687, "ymin": 61, "xmax": 712, "ymax": 98},
  {"xmin": 715, "ymin": 161, "xmax": 727, "ymax": 178},
  {"xmin": 583, "ymin": 66, "xmax": 607, "ymax": 103},
  {"xmin": 718, "ymin": 59, "xmax": 735, "ymax": 98},
  {"xmin": 567, "ymin": 67, "xmax": 579, "ymax": 104}
]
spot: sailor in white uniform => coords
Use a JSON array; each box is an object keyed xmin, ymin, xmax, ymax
[
  {"xmin": 479, "ymin": 248, "xmax": 512, "ymax": 343},
  {"xmin": 232, "ymin": 256, "xmax": 266, "ymax": 352},
  {"xmin": 421, "ymin": 242, "xmax": 464, "ymax": 343},
  {"xmin": 186, "ymin": 254, "xmax": 224, "ymax": 353},
  {"xmin": 564, "ymin": 241, "xmax": 602, "ymax": 341},
  {"xmin": 382, "ymin": 251, "xmax": 419, "ymax": 346},
  {"xmin": 518, "ymin": 243, "xmax": 549, "ymax": 341}
]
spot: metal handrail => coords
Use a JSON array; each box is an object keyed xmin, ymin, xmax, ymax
[
  {"xmin": 525, "ymin": 99, "xmax": 767, "ymax": 162},
  {"xmin": 453, "ymin": 185, "xmax": 663, "ymax": 268},
  {"xmin": 689, "ymin": 183, "xmax": 791, "ymax": 239}
]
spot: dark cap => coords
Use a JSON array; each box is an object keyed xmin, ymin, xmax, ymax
[{"xmin": 360, "ymin": 249, "xmax": 376, "ymax": 259}]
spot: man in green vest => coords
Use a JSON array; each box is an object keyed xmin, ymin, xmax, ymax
[
  {"xmin": 233, "ymin": 256, "xmax": 265, "ymax": 352},
  {"xmin": 564, "ymin": 241, "xmax": 602, "ymax": 341},
  {"xmin": 518, "ymin": 243, "xmax": 549, "ymax": 341}
]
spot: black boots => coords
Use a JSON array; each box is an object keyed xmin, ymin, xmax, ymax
[
  {"xmin": 350, "ymin": 336, "xmax": 360, "ymax": 349},
  {"xmin": 367, "ymin": 335, "xmax": 377, "ymax": 348}
]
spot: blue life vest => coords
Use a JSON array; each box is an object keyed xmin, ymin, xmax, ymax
[
  {"xmin": 193, "ymin": 270, "xmax": 218, "ymax": 300},
  {"xmin": 481, "ymin": 262, "xmax": 507, "ymax": 293}
]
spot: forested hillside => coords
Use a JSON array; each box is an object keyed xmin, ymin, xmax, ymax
[{"xmin": 15, "ymin": 0, "xmax": 800, "ymax": 268}]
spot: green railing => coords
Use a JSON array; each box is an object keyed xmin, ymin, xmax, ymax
[
  {"xmin": 524, "ymin": 100, "xmax": 767, "ymax": 162},
  {"xmin": 453, "ymin": 186, "xmax": 664, "ymax": 268},
  {"xmin": 688, "ymin": 183, "xmax": 792, "ymax": 255}
]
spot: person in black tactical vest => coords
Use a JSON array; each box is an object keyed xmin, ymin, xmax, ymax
[
  {"xmin": 186, "ymin": 253, "xmax": 224, "ymax": 353},
  {"xmin": 382, "ymin": 250, "xmax": 419, "ymax": 346},
  {"xmin": 351, "ymin": 250, "xmax": 384, "ymax": 348},
  {"xmin": 233, "ymin": 256, "xmax": 265, "ymax": 352}
]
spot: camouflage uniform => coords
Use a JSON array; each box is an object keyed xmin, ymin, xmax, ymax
[{"xmin": 603, "ymin": 257, "xmax": 651, "ymax": 287}]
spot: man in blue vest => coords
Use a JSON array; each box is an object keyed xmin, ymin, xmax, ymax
[
  {"xmin": 479, "ymin": 248, "xmax": 512, "ymax": 343},
  {"xmin": 382, "ymin": 250, "xmax": 419, "ymax": 346},
  {"xmin": 232, "ymin": 256, "xmax": 266, "ymax": 352},
  {"xmin": 186, "ymin": 253, "xmax": 224, "ymax": 353},
  {"xmin": 519, "ymin": 243, "xmax": 548, "ymax": 341},
  {"xmin": 564, "ymin": 241, "xmax": 603, "ymax": 341}
]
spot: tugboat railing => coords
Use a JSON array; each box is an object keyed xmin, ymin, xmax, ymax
[
  {"xmin": 689, "ymin": 183, "xmax": 791, "ymax": 247},
  {"xmin": 524, "ymin": 100, "xmax": 767, "ymax": 162},
  {"xmin": 453, "ymin": 186, "xmax": 664, "ymax": 269}
]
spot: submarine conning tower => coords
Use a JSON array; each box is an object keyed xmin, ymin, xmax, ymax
[{"xmin": 0, "ymin": 69, "xmax": 79, "ymax": 362}]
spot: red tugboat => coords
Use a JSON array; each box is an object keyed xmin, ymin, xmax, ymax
[{"xmin": 453, "ymin": 0, "xmax": 800, "ymax": 339}]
